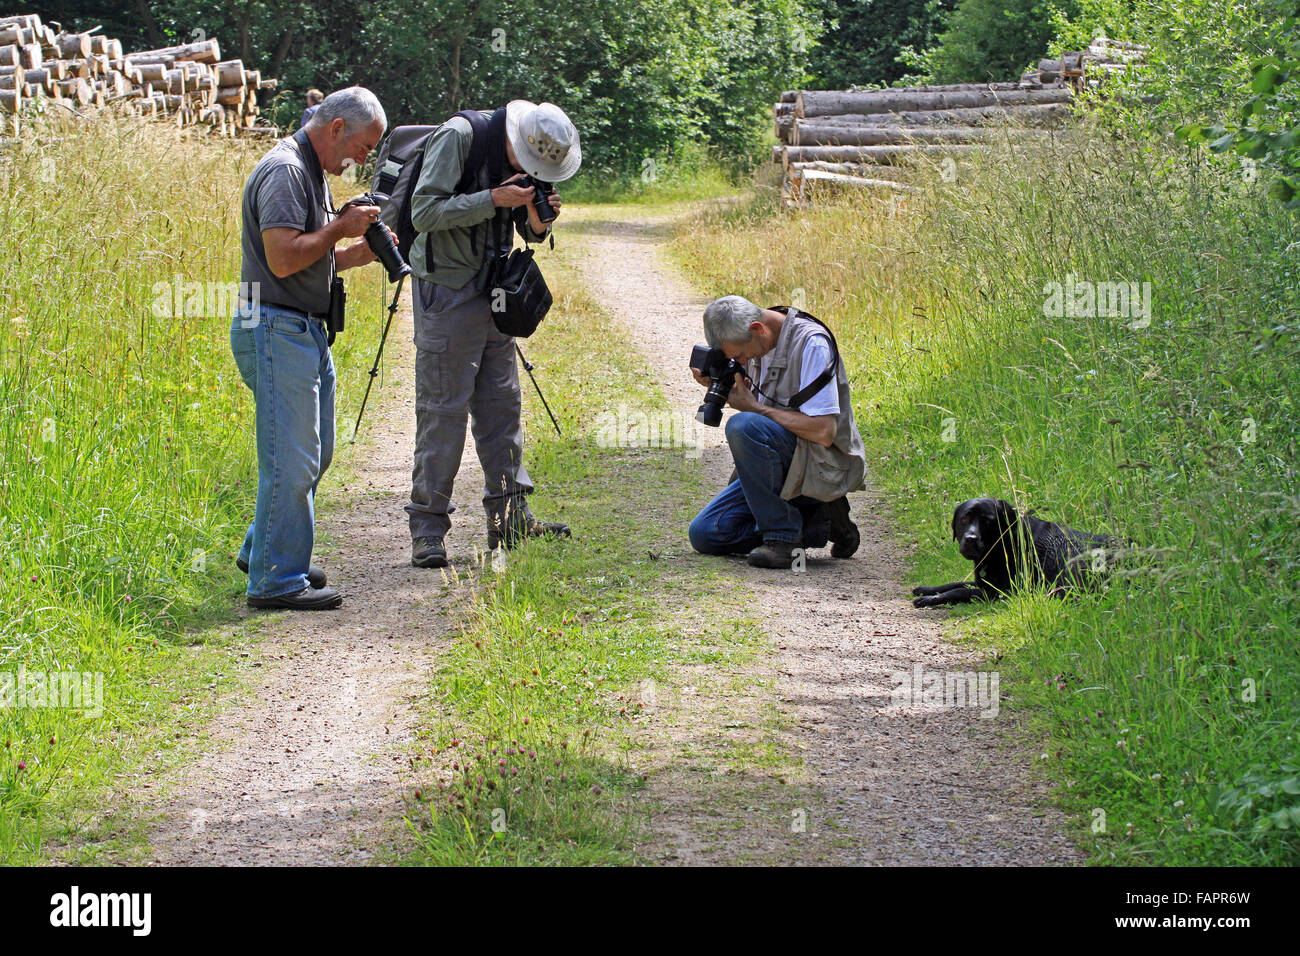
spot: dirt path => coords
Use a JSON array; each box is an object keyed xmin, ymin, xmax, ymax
[
  {"xmin": 132, "ymin": 202, "xmax": 1079, "ymax": 866},
  {"xmin": 139, "ymin": 290, "xmax": 475, "ymax": 865},
  {"xmin": 564, "ymin": 205, "xmax": 1081, "ymax": 865}
]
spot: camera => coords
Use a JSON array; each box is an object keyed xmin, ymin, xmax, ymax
[
  {"xmin": 689, "ymin": 344, "xmax": 746, "ymax": 427},
  {"xmin": 518, "ymin": 175, "xmax": 557, "ymax": 223},
  {"xmin": 341, "ymin": 192, "xmax": 411, "ymax": 283}
]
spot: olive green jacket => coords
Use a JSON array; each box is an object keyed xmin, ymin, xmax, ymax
[{"xmin": 409, "ymin": 111, "xmax": 550, "ymax": 290}]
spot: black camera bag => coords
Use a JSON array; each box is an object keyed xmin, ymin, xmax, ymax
[{"xmin": 486, "ymin": 246, "xmax": 551, "ymax": 338}]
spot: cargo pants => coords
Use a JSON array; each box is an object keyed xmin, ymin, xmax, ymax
[{"xmin": 405, "ymin": 276, "xmax": 534, "ymax": 541}]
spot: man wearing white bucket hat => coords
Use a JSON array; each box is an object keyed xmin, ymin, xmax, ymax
[{"xmin": 406, "ymin": 100, "xmax": 581, "ymax": 568}]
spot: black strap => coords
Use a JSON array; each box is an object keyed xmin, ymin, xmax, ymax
[
  {"xmin": 291, "ymin": 128, "xmax": 335, "ymax": 285},
  {"xmin": 759, "ymin": 306, "xmax": 841, "ymax": 411}
]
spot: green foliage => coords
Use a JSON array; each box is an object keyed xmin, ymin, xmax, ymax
[
  {"xmin": 40, "ymin": 0, "xmax": 820, "ymax": 175},
  {"xmin": 1057, "ymin": 0, "xmax": 1275, "ymax": 127},
  {"xmin": 1210, "ymin": 759, "xmax": 1300, "ymax": 861},
  {"xmin": 807, "ymin": 0, "xmax": 955, "ymax": 88},
  {"xmin": 920, "ymin": 0, "xmax": 1077, "ymax": 82},
  {"xmin": 1176, "ymin": 5, "xmax": 1300, "ymax": 209}
]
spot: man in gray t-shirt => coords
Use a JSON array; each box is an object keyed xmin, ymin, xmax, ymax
[{"xmin": 231, "ymin": 86, "xmax": 390, "ymax": 611}]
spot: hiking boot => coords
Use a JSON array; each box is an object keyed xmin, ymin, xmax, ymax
[
  {"xmin": 825, "ymin": 496, "xmax": 860, "ymax": 559},
  {"xmin": 798, "ymin": 503, "xmax": 831, "ymax": 550},
  {"xmin": 237, "ymin": 557, "xmax": 328, "ymax": 590},
  {"xmin": 247, "ymin": 586, "xmax": 343, "ymax": 611},
  {"xmin": 746, "ymin": 541, "xmax": 797, "ymax": 569},
  {"xmin": 411, "ymin": 536, "xmax": 448, "ymax": 568},
  {"xmin": 488, "ymin": 514, "xmax": 571, "ymax": 551}
]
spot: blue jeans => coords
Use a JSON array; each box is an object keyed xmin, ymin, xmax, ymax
[
  {"xmin": 689, "ymin": 412, "xmax": 807, "ymax": 553},
  {"xmin": 230, "ymin": 306, "xmax": 336, "ymax": 597}
]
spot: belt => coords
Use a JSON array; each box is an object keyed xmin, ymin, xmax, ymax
[{"xmin": 250, "ymin": 300, "xmax": 328, "ymax": 321}]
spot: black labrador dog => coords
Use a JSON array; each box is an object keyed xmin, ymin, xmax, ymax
[{"xmin": 912, "ymin": 498, "xmax": 1116, "ymax": 608}]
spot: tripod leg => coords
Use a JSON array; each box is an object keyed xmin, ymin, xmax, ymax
[
  {"xmin": 515, "ymin": 343, "xmax": 562, "ymax": 437},
  {"xmin": 351, "ymin": 274, "xmax": 406, "ymax": 442}
]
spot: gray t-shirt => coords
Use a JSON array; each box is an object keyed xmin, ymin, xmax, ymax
[{"xmin": 240, "ymin": 136, "xmax": 334, "ymax": 314}]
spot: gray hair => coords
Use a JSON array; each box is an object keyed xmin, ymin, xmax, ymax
[
  {"xmin": 306, "ymin": 86, "xmax": 386, "ymax": 135},
  {"xmin": 703, "ymin": 295, "xmax": 762, "ymax": 347}
]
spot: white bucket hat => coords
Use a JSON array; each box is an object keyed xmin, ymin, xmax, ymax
[{"xmin": 505, "ymin": 100, "xmax": 582, "ymax": 182}]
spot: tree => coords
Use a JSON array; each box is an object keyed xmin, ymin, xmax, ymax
[
  {"xmin": 921, "ymin": 0, "xmax": 1078, "ymax": 84},
  {"xmin": 807, "ymin": 0, "xmax": 955, "ymax": 88}
]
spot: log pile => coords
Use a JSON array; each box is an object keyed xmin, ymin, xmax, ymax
[
  {"xmin": 0, "ymin": 12, "xmax": 280, "ymax": 136},
  {"xmin": 774, "ymin": 36, "xmax": 1146, "ymax": 204}
]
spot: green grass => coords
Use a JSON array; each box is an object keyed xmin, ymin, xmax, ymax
[
  {"xmin": 563, "ymin": 143, "xmax": 743, "ymax": 205},
  {"xmin": 398, "ymin": 248, "xmax": 780, "ymax": 864},
  {"xmin": 668, "ymin": 132, "xmax": 1300, "ymax": 865},
  {"xmin": 0, "ymin": 113, "xmax": 390, "ymax": 862}
]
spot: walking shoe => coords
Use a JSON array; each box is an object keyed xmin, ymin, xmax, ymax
[
  {"xmin": 798, "ymin": 503, "xmax": 831, "ymax": 550},
  {"xmin": 237, "ymin": 557, "xmax": 327, "ymax": 589},
  {"xmin": 488, "ymin": 514, "xmax": 571, "ymax": 551},
  {"xmin": 746, "ymin": 541, "xmax": 798, "ymax": 569},
  {"xmin": 411, "ymin": 536, "xmax": 448, "ymax": 568},
  {"xmin": 247, "ymin": 586, "xmax": 343, "ymax": 611},
  {"xmin": 825, "ymin": 496, "xmax": 860, "ymax": 559}
]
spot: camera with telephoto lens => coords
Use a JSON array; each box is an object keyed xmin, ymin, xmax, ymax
[
  {"xmin": 341, "ymin": 192, "xmax": 411, "ymax": 283},
  {"xmin": 689, "ymin": 345, "xmax": 746, "ymax": 427},
  {"xmin": 517, "ymin": 175, "xmax": 557, "ymax": 223}
]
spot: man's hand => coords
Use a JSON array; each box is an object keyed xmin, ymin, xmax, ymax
[
  {"xmin": 491, "ymin": 175, "xmax": 535, "ymax": 209},
  {"xmin": 335, "ymin": 202, "xmax": 380, "ymax": 239},
  {"xmin": 493, "ymin": 174, "xmax": 561, "ymax": 233},
  {"xmin": 335, "ymin": 221, "xmax": 397, "ymax": 271},
  {"xmin": 726, "ymin": 375, "xmax": 762, "ymax": 414}
]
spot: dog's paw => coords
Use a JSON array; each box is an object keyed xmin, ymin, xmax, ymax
[
  {"xmin": 913, "ymin": 595, "xmax": 937, "ymax": 609},
  {"xmin": 912, "ymin": 585, "xmax": 936, "ymax": 597}
]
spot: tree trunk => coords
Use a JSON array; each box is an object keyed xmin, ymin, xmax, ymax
[
  {"xmin": 790, "ymin": 102, "xmax": 1071, "ymax": 129},
  {"xmin": 270, "ymin": 27, "xmax": 295, "ymax": 79},
  {"xmin": 215, "ymin": 60, "xmax": 245, "ymax": 86},
  {"xmin": 133, "ymin": 0, "xmax": 163, "ymax": 47},
  {"xmin": 793, "ymin": 124, "xmax": 1016, "ymax": 147},
  {"xmin": 796, "ymin": 87, "xmax": 1072, "ymax": 119},
  {"xmin": 776, "ymin": 143, "xmax": 982, "ymax": 164},
  {"xmin": 449, "ymin": 34, "xmax": 463, "ymax": 110}
]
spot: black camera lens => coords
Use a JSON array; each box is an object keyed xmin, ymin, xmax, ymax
[
  {"xmin": 365, "ymin": 219, "xmax": 411, "ymax": 283},
  {"xmin": 343, "ymin": 192, "xmax": 411, "ymax": 283},
  {"xmin": 690, "ymin": 344, "xmax": 743, "ymax": 427},
  {"xmin": 521, "ymin": 175, "xmax": 557, "ymax": 223}
]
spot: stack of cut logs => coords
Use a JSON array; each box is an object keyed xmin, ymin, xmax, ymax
[
  {"xmin": 774, "ymin": 36, "xmax": 1146, "ymax": 204},
  {"xmin": 0, "ymin": 12, "xmax": 280, "ymax": 136}
]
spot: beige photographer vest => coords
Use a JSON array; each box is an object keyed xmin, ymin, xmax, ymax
[{"xmin": 747, "ymin": 309, "xmax": 867, "ymax": 501}]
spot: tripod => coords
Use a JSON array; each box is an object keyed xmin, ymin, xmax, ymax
[{"xmin": 351, "ymin": 276, "xmax": 562, "ymax": 440}]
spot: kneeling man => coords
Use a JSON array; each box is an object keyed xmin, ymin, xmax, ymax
[{"xmin": 688, "ymin": 295, "xmax": 865, "ymax": 568}]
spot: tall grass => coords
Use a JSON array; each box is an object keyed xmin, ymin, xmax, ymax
[
  {"xmin": 670, "ymin": 128, "xmax": 1300, "ymax": 865},
  {"xmin": 0, "ymin": 114, "xmax": 385, "ymax": 861}
]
